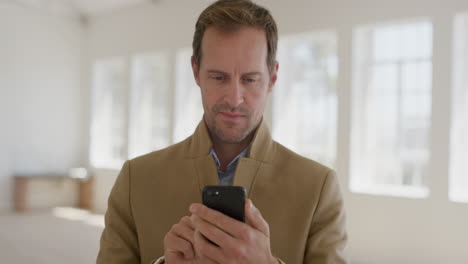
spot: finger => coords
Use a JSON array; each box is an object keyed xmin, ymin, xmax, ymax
[
  {"xmin": 172, "ymin": 219, "xmax": 195, "ymax": 244},
  {"xmin": 191, "ymin": 214, "xmax": 236, "ymax": 249},
  {"xmin": 165, "ymin": 232, "xmax": 195, "ymax": 259},
  {"xmin": 196, "ymin": 255, "xmax": 218, "ymax": 264},
  {"xmin": 165, "ymin": 251, "xmax": 191, "ymax": 264},
  {"xmin": 193, "ymin": 230, "xmax": 223, "ymax": 264},
  {"xmin": 190, "ymin": 203, "xmax": 247, "ymax": 237},
  {"xmin": 181, "ymin": 215, "xmax": 195, "ymax": 229},
  {"xmin": 165, "ymin": 249, "xmax": 193, "ymax": 264},
  {"xmin": 245, "ymin": 199, "xmax": 270, "ymax": 236}
]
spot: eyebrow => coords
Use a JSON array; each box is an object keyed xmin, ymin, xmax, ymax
[{"xmin": 206, "ymin": 69, "xmax": 262, "ymax": 76}]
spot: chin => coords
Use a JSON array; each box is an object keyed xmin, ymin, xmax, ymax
[
  {"xmin": 206, "ymin": 114, "xmax": 256, "ymax": 144},
  {"xmin": 213, "ymin": 123, "xmax": 252, "ymax": 144},
  {"xmin": 215, "ymin": 128, "xmax": 248, "ymax": 144},
  {"xmin": 220, "ymin": 135, "xmax": 246, "ymax": 144}
]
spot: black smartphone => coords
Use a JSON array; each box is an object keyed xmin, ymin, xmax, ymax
[{"xmin": 202, "ymin": 185, "xmax": 246, "ymax": 222}]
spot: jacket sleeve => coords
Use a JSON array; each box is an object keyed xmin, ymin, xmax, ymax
[
  {"xmin": 96, "ymin": 160, "xmax": 140, "ymax": 263},
  {"xmin": 304, "ymin": 170, "xmax": 348, "ymax": 264}
]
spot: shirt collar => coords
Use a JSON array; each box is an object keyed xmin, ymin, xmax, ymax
[{"xmin": 209, "ymin": 146, "xmax": 250, "ymax": 173}]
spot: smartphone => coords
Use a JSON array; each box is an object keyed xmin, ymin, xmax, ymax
[{"xmin": 202, "ymin": 185, "xmax": 246, "ymax": 222}]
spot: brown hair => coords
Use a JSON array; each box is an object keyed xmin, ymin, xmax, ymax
[{"xmin": 192, "ymin": 0, "xmax": 278, "ymax": 74}]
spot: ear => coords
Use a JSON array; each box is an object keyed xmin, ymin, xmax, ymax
[
  {"xmin": 268, "ymin": 61, "xmax": 279, "ymax": 92},
  {"xmin": 191, "ymin": 56, "xmax": 201, "ymax": 86}
]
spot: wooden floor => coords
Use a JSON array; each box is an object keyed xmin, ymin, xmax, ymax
[{"xmin": 0, "ymin": 208, "xmax": 103, "ymax": 264}]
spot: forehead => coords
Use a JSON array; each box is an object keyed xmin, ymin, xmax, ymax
[{"xmin": 200, "ymin": 26, "xmax": 268, "ymax": 72}]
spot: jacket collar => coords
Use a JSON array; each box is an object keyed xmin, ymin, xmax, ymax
[
  {"xmin": 187, "ymin": 118, "xmax": 275, "ymax": 164},
  {"xmin": 188, "ymin": 118, "xmax": 276, "ymax": 196},
  {"xmin": 247, "ymin": 118, "xmax": 276, "ymax": 164},
  {"xmin": 186, "ymin": 119, "xmax": 213, "ymax": 159}
]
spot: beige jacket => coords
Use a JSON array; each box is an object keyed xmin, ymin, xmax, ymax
[{"xmin": 97, "ymin": 120, "xmax": 348, "ymax": 263}]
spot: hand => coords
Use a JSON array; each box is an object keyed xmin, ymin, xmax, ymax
[
  {"xmin": 163, "ymin": 216, "xmax": 197, "ymax": 264},
  {"xmin": 190, "ymin": 199, "xmax": 278, "ymax": 264}
]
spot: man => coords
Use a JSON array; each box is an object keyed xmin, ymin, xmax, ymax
[{"xmin": 97, "ymin": 0, "xmax": 347, "ymax": 263}]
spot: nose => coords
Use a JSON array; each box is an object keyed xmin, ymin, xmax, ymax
[{"xmin": 223, "ymin": 79, "xmax": 244, "ymax": 108}]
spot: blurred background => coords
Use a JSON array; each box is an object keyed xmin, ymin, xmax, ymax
[{"xmin": 1, "ymin": 0, "xmax": 468, "ymax": 263}]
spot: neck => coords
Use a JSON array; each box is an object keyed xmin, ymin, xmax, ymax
[{"xmin": 210, "ymin": 126, "xmax": 258, "ymax": 172}]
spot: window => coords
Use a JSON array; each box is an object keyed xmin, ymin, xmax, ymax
[
  {"xmin": 450, "ymin": 13, "xmax": 468, "ymax": 203},
  {"xmin": 173, "ymin": 48, "xmax": 204, "ymax": 143},
  {"xmin": 350, "ymin": 21, "xmax": 433, "ymax": 198},
  {"xmin": 272, "ymin": 31, "xmax": 338, "ymax": 168},
  {"xmin": 128, "ymin": 52, "xmax": 171, "ymax": 159},
  {"xmin": 90, "ymin": 58, "xmax": 127, "ymax": 168},
  {"xmin": 90, "ymin": 49, "xmax": 202, "ymax": 168}
]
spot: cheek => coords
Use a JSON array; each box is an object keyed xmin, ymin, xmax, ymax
[
  {"xmin": 205, "ymin": 91, "xmax": 221, "ymax": 105},
  {"xmin": 246, "ymin": 91, "xmax": 268, "ymax": 113},
  {"xmin": 200, "ymin": 88, "xmax": 221, "ymax": 113}
]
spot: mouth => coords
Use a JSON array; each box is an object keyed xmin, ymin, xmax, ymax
[{"xmin": 219, "ymin": 112, "xmax": 246, "ymax": 121}]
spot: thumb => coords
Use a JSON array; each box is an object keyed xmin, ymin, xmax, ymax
[{"xmin": 245, "ymin": 199, "xmax": 270, "ymax": 236}]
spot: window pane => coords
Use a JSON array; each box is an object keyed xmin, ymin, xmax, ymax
[
  {"xmin": 273, "ymin": 31, "xmax": 338, "ymax": 168},
  {"xmin": 90, "ymin": 58, "xmax": 127, "ymax": 168},
  {"xmin": 173, "ymin": 48, "xmax": 203, "ymax": 143},
  {"xmin": 450, "ymin": 13, "xmax": 468, "ymax": 203},
  {"xmin": 373, "ymin": 22, "xmax": 432, "ymax": 61},
  {"xmin": 128, "ymin": 52, "xmax": 171, "ymax": 159},
  {"xmin": 351, "ymin": 21, "xmax": 433, "ymax": 198}
]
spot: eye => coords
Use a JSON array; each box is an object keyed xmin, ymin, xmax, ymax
[
  {"xmin": 210, "ymin": 75, "xmax": 224, "ymax": 81},
  {"xmin": 243, "ymin": 77, "xmax": 257, "ymax": 83}
]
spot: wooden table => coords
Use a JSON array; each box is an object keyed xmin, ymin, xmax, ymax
[{"xmin": 13, "ymin": 174, "xmax": 93, "ymax": 212}]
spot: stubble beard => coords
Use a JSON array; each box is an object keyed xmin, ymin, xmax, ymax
[
  {"xmin": 205, "ymin": 104, "xmax": 256, "ymax": 144},
  {"xmin": 210, "ymin": 117, "xmax": 251, "ymax": 144}
]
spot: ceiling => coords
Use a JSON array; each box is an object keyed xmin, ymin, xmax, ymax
[
  {"xmin": 10, "ymin": 0, "xmax": 151, "ymax": 17},
  {"xmin": 68, "ymin": 0, "xmax": 149, "ymax": 16}
]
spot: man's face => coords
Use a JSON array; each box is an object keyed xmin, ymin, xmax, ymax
[{"xmin": 192, "ymin": 26, "xmax": 278, "ymax": 144}]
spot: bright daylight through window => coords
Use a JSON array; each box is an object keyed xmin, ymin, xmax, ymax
[
  {"xmin": 173, "ymin": 48, "xmax": 204, "ymax": 143},
  {"xmin": 450, "ymin": 13, "xmax": 468, "ymax": 203},
  {"xmin": 90, "ymin": 58, "xmax": 127, "ymax": 169},
  {"xmin": 273, "ymin": 31, "xmax": 338, "ymax": 168},
  {"xmin": 128, "ymin": 52, "xmax": 171, "ymax": 159},
  {"xmin": 350, "ymin": 21, "xmax": 433, "ymax": 198}
]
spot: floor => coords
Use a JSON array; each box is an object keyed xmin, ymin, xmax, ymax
[{"xmin": 0, "ymin": 208, "xmax": 104, "ymax": 264}]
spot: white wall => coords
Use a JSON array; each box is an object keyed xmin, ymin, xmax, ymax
[
  {"xmin": 0, "ymin": 2, "xmax": 87, "ymax": 211},
  {"xmin": 86, "ymin": 0, "xmax": 468, "ymax": 263}
]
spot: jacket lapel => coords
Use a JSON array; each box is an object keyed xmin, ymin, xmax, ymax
[
  {"xmin": 186, "ymin": 120, "xmax": 218, "ymax": 194},
  {"xmin": 193, "ymin": 155, "xmax": 218, "ymax": 194},
  {"xmin": 233, "ymin": 119, "xmax": 276, "ymax": 197},
  {"xmin": 232, "ymin": 158, "xmax": 262, "ymax": 198},
  {"xmin": 188, "ymin": 118, "xmax": 276, "ymax": 196}
]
